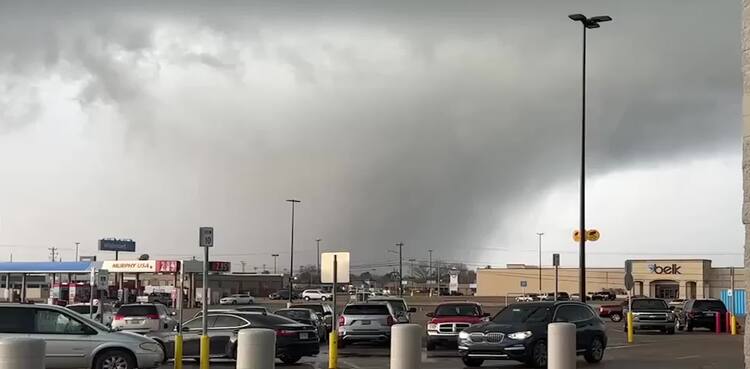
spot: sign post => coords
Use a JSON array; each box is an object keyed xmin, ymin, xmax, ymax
[
  {"xmin": 624, "ymin": 260, "xmax": 634, "ymax": 343},
  {"xmin": 321, "ymin": 252, "xmax": 350, "ymax": 369},
  {"xmin": 520, "ymin": 280, "xmax": 527, "ymax": 296},
  {"xmin": 552, "ymin": 254, "xmax": 560, "ymax": 301},
  {"xmin": 198, "ymin": 227, "xmax": 213, "ymax": 369}
]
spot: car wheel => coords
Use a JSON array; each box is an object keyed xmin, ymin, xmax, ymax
[
  {"xmin": 321, "ymin": 296, "xmax": 328, "ymax": 301},
  {"xmin": 666, "ymin": 327, "xmax": 676, "ymax": 335},
  {"xmin": 304, "ymin": 296, "xmax": 311, "ymax": 301},
  {"xmin": 528, "ymin": 340, "xmax": 547, "ymax": 368},
  {"xmin": 232, "ymin": 300, "xmax": 237, "ymax": 305},
  {"xmin": 584, "ymin": 337, "xmax": 605, "ymax": 363},
  {"xmin": 461, "ymin": 357, "xmax": 484, "ymax": 367},
  {"xmin": 94, "ymin": 349, "xmax": 136, "ymax": 369},
  {"xmin": 280, "ymin": 354, "xmax": 302, "ymax": 364},
  {"xmin": 610, "ymin": 312, "xmax": 623, "ymax": 322},
  {"xmin": 338, "ymin": 339, "xmax": 347, "ymax": 348},
  {"xmin": 686, "ymin": 320, "xmax": 694, "ymax": 332}
]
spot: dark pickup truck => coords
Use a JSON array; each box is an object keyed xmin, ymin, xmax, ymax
[{"xmin": 624, "ymin": 298, "xmax": 677, "ymax": 334}]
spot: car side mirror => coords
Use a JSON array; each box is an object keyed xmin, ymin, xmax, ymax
[
  {"xmin": 426, "ymin": 312, "xmax": 435, "ymax": 318},
  {"xmin": 482, "ymin": 313, "xmax": 491, "ymax": 318},
  {"xmin": 408, "ymin": 308, "xmax": 417, "ymax": 313}
]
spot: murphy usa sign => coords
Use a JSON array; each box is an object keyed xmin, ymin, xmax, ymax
[{"xmin": 648, "ymin": 263, "xmax": 682, "ymax": 275}]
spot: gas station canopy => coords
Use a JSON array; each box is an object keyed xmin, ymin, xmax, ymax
[{"xmin": 0, "ymin": 261, "xmax": 101, "ymax": 274}]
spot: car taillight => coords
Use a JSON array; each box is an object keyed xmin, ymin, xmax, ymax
[
  {"xmin": 114, "ymin": 314, "xmax": 124, "ymax": 321},
  {"xmin": 145, "ymin": 314, "xmax": 160, "ymax": 320},
  {"xmin": 276, "ymin": 329, "xmax": 297, "ymax": 337},
  {"xmin": 599, "ymin": 307, "xmax": 603, "ymax": 312},
  {"xmin": 338, "ymin": 315, "xmax": 346, "ymax": 326},
  {"xmin": 387, "ymin": 316, "xmax": 396, "ymax": 326}
]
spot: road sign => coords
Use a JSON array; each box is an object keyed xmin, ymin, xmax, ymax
[
  {"xmin": 96, "ymin": 269, "xmax": 109, "ymax": 287},
  {"xmin": 520, "ymin": 280, "xmax": 527, "ymax": 288},
  {"xmin": 98, "ymin": 239, "xmax": 136, "ymax": 252},
  {"xmin": 624, "ymin": 260, "xmax": 634, "ymax": 290},
  {"xmin": 552, "ymin": 253, "xmax": 560, "ymax": 267},
  {"xmin": 199, "ymin": 227, "xmax": 214, "ymax": 247},
  {"xmin": 321, "ymin": 252, "xmax": 350, "ymax": 283}
]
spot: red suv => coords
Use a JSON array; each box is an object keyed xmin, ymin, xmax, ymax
[{"xmin": 426, "ymin": 302, "xmax": 489, "ymax": 350}]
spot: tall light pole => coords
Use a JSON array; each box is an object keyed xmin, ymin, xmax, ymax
[
  {"xmin": 428, "ymin": 249, "xmax": 433, "ymax": 295},
  {"xmin": 568, "ymin": 13, "xmax": 612, "ymax": 302},
  {"xmin": 286, "ymin": 199, "xmax": 301, "ymax": 304},
  {"xmin": 271, "ymin": 254, "xmax": 279, "ymax": 274},
  {"xmin": 74, "ymin": 242, "xmax": 80, "ymax": 261},
  {"xmin": 396, "ymin": 243, "xmax": 404, "ymax": 296},
  {"xmin": 536, "ymin": 233, "xmax": 544, "ymax": 291},
  {"xmin": 316, "ymin": 238, "xmax": 322, "ymax": 283}
]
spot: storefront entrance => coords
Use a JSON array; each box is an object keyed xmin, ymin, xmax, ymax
[{"xmin": 652, "ymin": 280, "xmax": 680, "ymax": 299}]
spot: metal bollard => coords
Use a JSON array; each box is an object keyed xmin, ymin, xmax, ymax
[
  {"xmin": 0, "ymin": 338, "xmax": 45, "ymax": 369},
  {"xmin": 390, "ymin": 324, "xmax": 422, "ymax": 369},
  {"xmin": 731, "ymin": 314, "xmax": 737, "ymax": 335},
  {"xmin": 726, "ymin": 312, "xmax": 731, "ymax": 333},
  {"xmin": 548, "ymin": 323, "xmax": 576, "ymax": 369},
  {"xmin": 174, "ymin": 334, "xmax": 183, "ymax": 369},
  {"xmin": 237, "ymin": 328, "xmax": 276, "ymax": 369},
  {"xmin": 626, "ymin": 312, "xmax": 634, "ymax": 343}
]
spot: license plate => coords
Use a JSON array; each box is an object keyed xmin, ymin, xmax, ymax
[
  {"xmin": 128, "ymin": 319, "xmax": 144, "ymax": 324},
  {"xmin": 361, "ymin": 320, "xmax": 371, "ymax": 325},
  {"xmin": 706, "ymin": 312, "xmax": 716, "ymax": 316},
  {"xmin": 299, "ymin": 332, "xmax": 309, "ymax": 340}
]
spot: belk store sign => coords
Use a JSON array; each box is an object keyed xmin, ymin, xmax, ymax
[{"xmin": 648, "ymin": 263, "xmax": 682, "ymax": 275}]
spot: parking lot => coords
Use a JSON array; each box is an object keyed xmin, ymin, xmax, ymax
[{"xmin": 160, "ymin": 299, "xmax": 744, "ymax": 369}]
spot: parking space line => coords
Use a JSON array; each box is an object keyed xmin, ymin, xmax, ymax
[
  {"xmin": 340, "ymin": 359, "xmax": 367, "ymax": 369},
  {"xmin": 675, "ymin": 355, "xmax": 701, "ymax": 360}
]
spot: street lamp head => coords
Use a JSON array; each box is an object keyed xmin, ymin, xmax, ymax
[
  {"xmin": 316, "ymin": 238, "xmax": 322, "ymax": 242},
  {"xmin": 568, "ymin": 14, "xmax": 586, "ymax": 21},
  {"xmin": 590, "ymin": 15, "xmax": 612, "ymax": 23},
  {"xmin": 286, "ymin": 199, "xmax": 301, "ymax": 203}
]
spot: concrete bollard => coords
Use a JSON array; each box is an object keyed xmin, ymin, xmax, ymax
[
  {"xmin": 390, "ymin": 324, "xmax": 422, "ymax": 369},
  {"xmin": 0, "ymin": 338, "xmax": 45, "ymax": 369},
  {"xmin": 548, "ymin": 323, "xmax": 576, "ymax": 369},
  {"xmin": 237, "ymin": 328, "xmax": 276, "ymax": 369}
]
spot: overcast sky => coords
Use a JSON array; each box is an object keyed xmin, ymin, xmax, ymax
[{"xmin": 0, "ymin": 0, "xmax": 742, "ymax": 273}]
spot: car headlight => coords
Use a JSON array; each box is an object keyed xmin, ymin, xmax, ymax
[
  {"xmin": 458, "ymin": 331, "xmax": 471, "ymax": 340},
  {"xmin": 667, "ymin": 314, "xmax": 675, "ymax": 321},
  {"xmin": 427, "ymin": 323, "xmax": 437, "ymax": 330},
  {"xmin": 507, "ymin": 331, "xmax": 533, "ymax": 340},
  {"xmin": 139, "ymin": 342, "xmax": 161, "ymax": 352}
]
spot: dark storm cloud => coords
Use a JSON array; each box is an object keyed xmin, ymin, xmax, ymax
[{"xmin": 0, "ymin": 0, "xmax": 740, "ymax": 266}]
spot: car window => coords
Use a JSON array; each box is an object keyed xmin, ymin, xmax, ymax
[
  {"xmin": 68, "ymin": 305, "xmax": 95, "ymax": 314},
  {"xmin": 435, "ymin": 304, "xmax": 480, "ymax": 316},
  {"xmin": 277, "ymin": 310, "xmax": 311, "ymax": 320},
  {"xmin": 554, "ymin": 305, "xmax": 592, "ymax": 322},
  {"xmin": 117, "ymin": 305, "xmax": 158, "ymax": 316},
  {"xmin": 494, "ymin": 305, "xmax": 549, "ymax": 323},
  {"xmin": 34, "ymin": 310, "xmax": 89, "ymax": 334},
  {"xmin": 0, "ymin": 308, "xmax": 35, "ymax": 333},
  {"xmin": 241, "ymin": 314, "xmax": 298, "ymax": 326},
  {"xmin": 290, "ymin": 304, "xmax": 323, "ymax": 314},
  {"xmin": 184, "ymin": 316, "xmax": 217, "ymax": 329},
  {"xmin": 631, "ymin": 299, "xmax": 668, "ymax": 310},
  {"xmin": 343, "ymin": 305, "xmax": 390, "ymax": 315},
  {"xmin": 693, "ymin": 300, "xmax": 726, "ymax": 311},
  {"xmin": 212, "ymin": 315, "xmax": 247, "ymax": 328}
]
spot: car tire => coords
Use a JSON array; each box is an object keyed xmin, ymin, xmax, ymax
[
  {"xmin": 584, "ymin": 336, "xmax": 605, "ymax": 363},
  {"xmin": 304, "ymin": 296, "xmax": 311, "ymax": 301},
  {"xmin": 280, "ymin": 354, "xmax": 302, "ymax": 365},
  {"xmin": 666, "ymin": 327, "xmax": 676, "ymax": 335},
  {"xmin": 321, "ymin": 296, "xmax": 328, "ymax": 301},
  {"xmin": 686, "ymin": 320, "xmax": 694, "ymax": 332},
  {"xmin": 94, "ymin": 349, "xmax": 136, "ymax": 369},
  {"xmin": 527, "ymin": 340, "xmax": 547, "ymax": 368},
  {"xmin": 338, "ymin": 339, "xmax": 347, "ymax": 348},
  {"xmin": 232, "ymin": 300, "xmax": 237, "ymax": 305},
  {"xmin": 461, "ymin": 357, "xmax": 484, "ymax": 367},
  {"xmin": 610, "ymin": 313, "xmax": 623, "ymax": 322}
]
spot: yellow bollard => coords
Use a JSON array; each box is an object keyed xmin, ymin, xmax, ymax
[
  {"xmin": 627, "ymin": 311, "xmax": 634, "ymax": 343},
  {"xmin": 199, "ymin": 335, "xmax": 210, "ymax": 369},
  {"xmin": 174, "ymin": 335, "xmax": 183, "ymax": 369},
  {"xmin": 731, "ymin": 314, "xmax": 737, "ymax": 336},
  {"xmin": 328, "ymin": 332, "xmax": 338, "ymax": 369}
]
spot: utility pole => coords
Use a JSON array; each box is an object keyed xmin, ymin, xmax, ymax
[
  {"xmin": 262, "ymin": 264, "xmax": 266, "ymax": 273},
  {"xmin": 408, "ymin": 258, "xmax": 416, "ymax": 279},
  {"xmin": 272, "ymin": 254, "xmax": 279, "ymax": 274},
  {"xmin": 48, "ymin": 247, "xmax": 58, "ymax": 262},
  {"xmin": 240, "ymin": 261, "xmax": 246, "ymax": 273},
  {"xmin": 286, "ymin": 199, "xmax": 301, "ymax": 304},
  {"xmin": 395, "ymin": 243, "xmax": 404, "ymax": 296},
  {"xmin": 75, "ymin": 242, "xmax": 80, "ymax": 261},
  {"xmin": 436, "ymin": 259, "xmax": 441, "ymax": 297},
  {"xmin": 316, "ymin": 238, "xmax": 322, "ymax": 283},
  {"xmin": 428, "ymin": 250, "xmax": 434, "ymax": 295},
  {"xmin": 536, "ymin": 233, "xmax": 544, "ymax": 291}
]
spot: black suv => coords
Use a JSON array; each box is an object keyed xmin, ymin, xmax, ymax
[
  {"xmin": 458, "ymin": 301, "xmax": 607, "ymax": 368},
  {"xmin": 679, "ymin": 299, "xmax": 728, "ymax": 332}
]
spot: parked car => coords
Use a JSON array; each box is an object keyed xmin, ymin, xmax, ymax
[
  {"xmin": 289, "ymin": 302, "xmax": 334, "ymax": 332},
  {"xmin": 426, "ymin": 302, "xmax": 490, "ymax": 351},
  {"xmin": 541, "ymin": 292, "xmax": 570, "ymax": 301},
  {"xmin": 338, "ymin": 302, "xmax": 398, "ymax": 347},
  {"xmin": 269, "ymin": 290, "xmax": 299, "ymax": 300},
  {"xmin": 668, "ymin": 298, "xmax": 686, "ymax": 308},
  {"xmin": 0, "ymin": 303, "xmax": 163, "ymax": 369},
  {"xmin": 591, "ymin": 292, "xmax": 616, "ymax": 301},
  {"xmin": 219, "ymin": 293, "xmax": 255, "ymax": 305},
  {"xmin": 515, "ymin": 294, "xmax": 538, "ymax": 302},
  {"xmin": 275, "ymin": 308, "xmax": 328, "ymax": 342},
  {"xmin": 368, "ymin": 296, "xmax": 417, "ymax": 322},
  {"xmin": 112, "ymin": 303, "xmax": 178, "ymax": 333},
  {"xmin": 302, "ymin": 289, "xmax": 333, "ymax": 301},
  {"xmin": 137, "ymin": 292, "xmax": 173, "ymax": 307},
  {"xmin": 598, "ymin": 301, "xmax": 627, "ymax": 322},
  {"xmin": 679, "ymin": 298, "xmax": 728, "ymax": 332},
  {"xmin": 150, "ymin": 312, "xmax": 319, "ymax": 365},
  {"xmin": 624, "ymin": 298, "xmax": 676, "ymax": 334},
  {"xmin": 192, "ymin": 306, "xmax": 269, "ymax": 318},
  {"xmin": 458, "ymin": 301, "xmax": 607, "ymax": 368},
  {"xmin": 67, "ymin": 302, "xmax": 115, "ymax": 327}
]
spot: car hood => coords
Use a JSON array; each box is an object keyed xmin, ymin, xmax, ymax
[
  {"xmin": 430, "ymin": 316, "xmax": 484, "ymax": 324},
  {"xmin": 463, "ymin": 321, "xmax": 540, "ymax": 334}
]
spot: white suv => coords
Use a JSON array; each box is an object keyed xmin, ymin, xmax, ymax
[
  {"xmin": 112, "ymin": 303, "xmax": 177, "ymax": 333},
  {"xmin": 302, "ymin": 289, "xmax": 333, "ymax": 301},
  {"xmin": 0, "ymin": 303, "xmax": 163, "ymax": 369},
  {"xmin": 219, "ymin": 293, "xmax": 255, "ymax": 305}
]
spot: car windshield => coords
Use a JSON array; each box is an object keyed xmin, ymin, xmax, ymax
[
  {"xmin": 117, "ymin": 305, "xmax": 158, "ymax": 316},
  {"xmin": 693, "ymin": 300, "xmax": 726, "ymax": 311},
  {"xmin": 68, "ymin": 305, "xmax": 97, "ymax": 314},
  {"xmin": 493, "ymin": 305, "xmax": 549, "ymax": 323},
  {"xmin": 373, "ymin": 300, "xmax": 406, "ymax": 314},
  {"xmin": 343, "ymin": 304, "xmax": 390, "ymax": 315},
  {"xmin": 631, "ymin": 299, "xmax": 668, "ymax": 310},
  {"xmin": 435, "ymin": 304, "xmax": 480, "ymax": 316}
]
